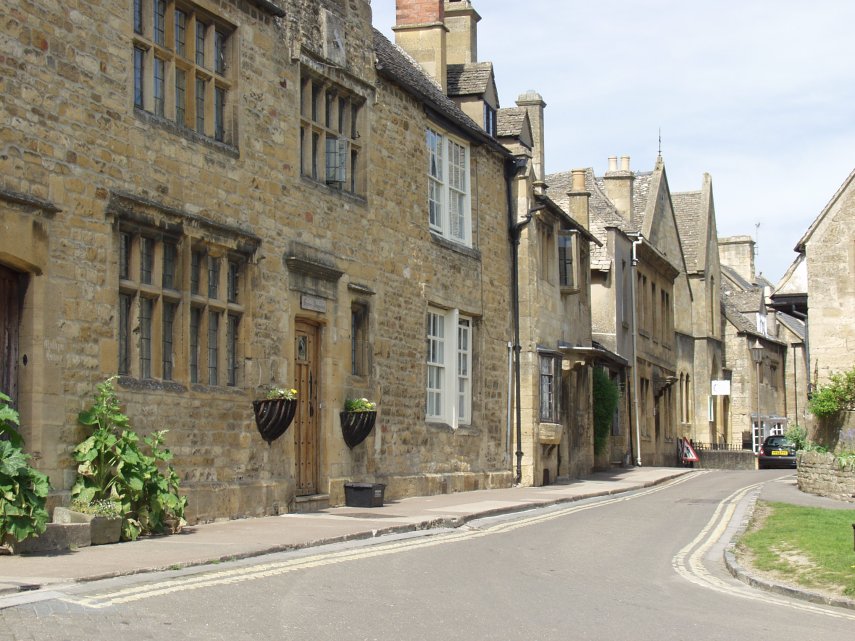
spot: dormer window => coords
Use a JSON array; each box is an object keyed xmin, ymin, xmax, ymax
[{"xmin": 484, "ymin": 104, "xmax": 497, "ymax": 137}]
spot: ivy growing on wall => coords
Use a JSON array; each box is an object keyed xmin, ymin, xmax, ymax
[{"xmin": 593, "ymin": 368, "xmax": 620, "ymax": 456}]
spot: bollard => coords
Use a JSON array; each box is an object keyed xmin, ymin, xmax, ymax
[{"xmin": 852, "ymin": 523, "xmax": 855, "ymax": 552}]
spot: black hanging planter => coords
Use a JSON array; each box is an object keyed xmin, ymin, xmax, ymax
[
  {"xmin": 340, "ymin": 411, "xmax": 377, "ymax": 449},
  {"xmin": 253, "ymin": 399, "xmax": 297, "ymax": 445}
]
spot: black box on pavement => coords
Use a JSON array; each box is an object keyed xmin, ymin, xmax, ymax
[{"xmin": 344, "ymin": 482, "xmax": 386, "ymax": 508}]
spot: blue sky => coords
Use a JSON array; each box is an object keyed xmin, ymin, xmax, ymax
[{"xmin": 370, "ymin": 0, "xmax": 855, "ymax": 283}]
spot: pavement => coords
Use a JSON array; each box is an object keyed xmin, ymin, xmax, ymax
[{"xmin": 1, "ymin": 467, "xmax": 853, "ymax": 608}]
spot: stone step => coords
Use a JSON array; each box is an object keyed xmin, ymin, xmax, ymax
[
  {"xmin": 292, "ymin": 494, "xmax": 330, "ymax": 513},
  {"xmin": 4, "ymin": 522, "xmax": 91, "ymax": 555}
]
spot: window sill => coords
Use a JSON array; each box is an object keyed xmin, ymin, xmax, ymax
[
  {"xmin": 560, "ymin": 286, "xmax": 580, "ymax": 295},
  {"xmin": 429, "ymin": 231, "xmax": 481, "ymax": 260},
  {"xmin": 118, "ymin": 376, "xmax": 188, "ymax": 394},
  {"xmin": 300, "ymin": 174, "xmax": 367, "ymax": 205},
  {"xmin": 426, "ymin": 421, "xmax": 479, "ymax": 435},
  {"xmin": 133, "ymin": 108, "xmax": 239, "ymax": 158}
]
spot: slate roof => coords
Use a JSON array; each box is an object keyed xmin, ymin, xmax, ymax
[
  {"xmin": 373, "ymin": 29, "xmax": 504, "ymax": 153},
  {"xmin": 497, "ymin": 107, "xmax": 528, "ymax": 140},
  {"xmin": 727, "ymin": 288, "xmax": 763, "ymax": 314},
  {"xmin": 546, "ymin": 168, "xmax": 634, "ymax": 271},
  {"xmin": 777, "ymin": 312, "xmax": 806, "ymax": 341},
  {"xmin": 629, "ymin": 171, "xmax": 654, "ymax": 224},
  {"xmin": 722, "ymin": 294, "xmax": 762, "ymax": 337},
  {"xmin": 721, "ymin": 264, "xmax": 755, "ymax": 292},
  {"xmin": 672, "ymin": 190, "xmax": 704, "ymax": 273},
  {"xmin": 447, "ymin": 62, "xmax": 494, "ymax": 97}
]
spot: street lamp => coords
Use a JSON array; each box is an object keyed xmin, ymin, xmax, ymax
[{"xmin": 749, "ymin": 339, "xmax": 764, "ymax": 453}]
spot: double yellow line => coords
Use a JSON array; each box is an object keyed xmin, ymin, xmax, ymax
[{"xmin": 70, "ymin": 474, "xmax": 697, "ymax": 608}]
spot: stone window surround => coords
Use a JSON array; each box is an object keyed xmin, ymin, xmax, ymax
[
  {"xmin": 299, "ymin": 66, "xmax": 366, "ymax": 197},
  {"xmin": 537, "ymin": 349, "xmax": 562, "ymax": 424},
  {"xmin": 108, "ymin": 191, "xmax": 259, "ymax": 393},
  {"xmin": 426, "ymin": 306, "xmax": 473, "ymax": 428},
  {"xmin": 426, "ymin": 125, "xmax": 473, "ymax": 248},
  {"xmin": 558, "ymin": 229, "xmax": 580, "ymax": 293},
  {"xmin": 132, "ymin": 0, "xmax": 236, "ymax": 145}
]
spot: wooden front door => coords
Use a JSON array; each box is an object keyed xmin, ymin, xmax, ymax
[
  {"xmin": 0, "ymin": 265, "xmax": 21, "ymax": 404},
  {"xmin": 294, "ymin": 320, "xmax": 320, "ymax": 496}
]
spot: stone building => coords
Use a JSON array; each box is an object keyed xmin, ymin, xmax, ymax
[
  {"xmin": 549, "ymin": 156, "xmax": 689, "ymax": 467},
  {"xmin": 672, "ymin": 175, "xmax": 726, "ymax": 444},
  {"xmin": 494, "ymin": 94, "xmax": 600, "ymax": 485},
  {"xmin": 783, "ymin": 169, "xmax": 855, "ymax": 385},
  {"xmin": 0, "ymin": 0, "xmax": 516, "ymax": 523},
  {"xmin": 771, "ymin": 168, "xmax": 855, "ymax": 442},
  {"xmin": 395, "ymin": 0, "xmax": 601, "ymax": 486},
  {"xmin": 719, "ymin": 240, "xmax": 789, "ymax": 450}
]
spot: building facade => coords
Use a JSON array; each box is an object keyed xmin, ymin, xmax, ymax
[{"xmin": 1, "ymin": 0, "xmax": 517, "ymax": 522}]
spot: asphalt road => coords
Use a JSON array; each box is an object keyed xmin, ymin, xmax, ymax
[{"xmin": 1, "ymin": 470, "xmax": 853, "ymax": 640}]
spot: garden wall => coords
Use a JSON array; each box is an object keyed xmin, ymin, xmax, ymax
[
  {"xmin": 796, "ymin": 451, "xmax": 855, "ymax": 503},
  {"xmin": 695, "ymin": 450, "xmax": 756, "ymax": 470}
]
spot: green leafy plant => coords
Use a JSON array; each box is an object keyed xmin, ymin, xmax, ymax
[
  {"xmin": 0, "ymin": 392, "xmax": 50, "ymax": 543},
  {"xmin": 70, "ymin": 498, "xmax": 122, "ymax": 518},
  {"xmin": 266, "ymin": 387, "xmax": 297, "ymax": 401},
  {"xmin": 72, "ymin": 378, "xmax": 186, "ymax": 541},
  {"xmin": 785, "ymin": 424, "xmax": 808, "ymax": 451},
  {"xmin": 592, "ymin": 368, "xmax": 620, "ymax": 456},
  {"xmin": 809, "ymin": 366, "xmax": 855, "ymax": 418},
  {"xmin": 344, "ymin": 398, "xmax": 376, "ymax": 412}
]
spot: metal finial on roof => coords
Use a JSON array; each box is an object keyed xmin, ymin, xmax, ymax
[{"xmin": 658, "ymin": 128, "xmax": 662, "ymax": 157}]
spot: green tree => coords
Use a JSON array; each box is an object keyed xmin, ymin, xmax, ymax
[{"xmin": 809, "ymin": 366, "xmax": 855, "ymax": 418}]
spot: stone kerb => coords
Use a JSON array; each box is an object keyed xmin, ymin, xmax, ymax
[{"xmin": 796, "ymin": 451, "xmax": 855, "ymax": 503}]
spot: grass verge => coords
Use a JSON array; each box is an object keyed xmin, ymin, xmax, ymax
[{"xmin": 738, "ymin": 501, "xmax": 855, "ymax": 597}]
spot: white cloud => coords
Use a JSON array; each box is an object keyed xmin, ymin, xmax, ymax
[{"xmin": 371, "ymin": 0, "xmax": 855, "ymax": 281}]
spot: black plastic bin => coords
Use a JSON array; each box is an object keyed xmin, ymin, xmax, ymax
[{"xmin": 344, "ymin": 482, "xmax": 386, "ymax": 508}]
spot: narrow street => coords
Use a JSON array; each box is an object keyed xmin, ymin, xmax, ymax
[{"xmin": 1, "ymin": 471, "xmax": 852, "ymax": 640}]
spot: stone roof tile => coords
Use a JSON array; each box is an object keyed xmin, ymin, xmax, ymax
[
  {"xmin": 497, "ymin": 107, "xmax": 527, "ymax": 138},
  {"xmin": 672, "ymin": 190, "xmax": 704, "ymax": 272},
  {"xmin": 447, "ymin": 62, "xmax": 493, "ymax": 96},
  {"xmin": 373, "ymin": 29, "xmax": 504, "ymax": 152}
]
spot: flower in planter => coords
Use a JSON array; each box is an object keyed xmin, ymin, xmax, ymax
[
  {"xmin": 266, "ymin": 388, "xmax": 298, "ymax": 401},
  {"xmin": 344, "ymin": 398, "xmax": 376, "ymax": 412},
  {"xmin": 70, "ymin": 498, "xmax": 122, "ymax": 519}
]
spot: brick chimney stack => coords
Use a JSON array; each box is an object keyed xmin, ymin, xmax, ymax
[{"xmin": 393, "ymin": 0, "xmax": 448, "ymax": 91}]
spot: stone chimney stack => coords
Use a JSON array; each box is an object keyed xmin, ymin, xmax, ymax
[
  {"xmin": 718, "ymin": 236, "xmax": 757, "ymax": 283},
  {"xmin": 393, "ymin": 0, "xmax": 448, "ymax": 92},
  {"xmin": 516, "ymin": 91, "xmax": 546, "ymax": 184},
  {"xmin": 566, "ymin": 169, "xmax": 590, "ymax": 229},
  {"xmin": 444, "ymin": 0, "xmax": 480, "ymax": 64},
  {"xmin": 602, "ymin": 154, "xmax": 634, "ymax": 220}
]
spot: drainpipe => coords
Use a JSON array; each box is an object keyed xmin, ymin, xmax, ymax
[
  {"xmin": 510, "ymin": 207, "xmax": 541, "ymax": 483},
  {"xmin": 788, "ymin": 306, "xmax": 810, "ymax": 397},
  {"xmin": 505, "ymin": 156, "xmax": 542, "ymax": 484},
  {"xmin": 629, "ymin": 233, "xmax": 644, "ymax": 466},
  {"xmin": 506, "ymin": 341, "xmax": 513, "ymax": 463}
]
